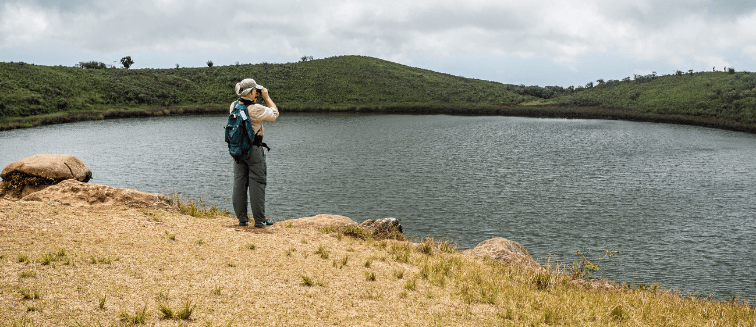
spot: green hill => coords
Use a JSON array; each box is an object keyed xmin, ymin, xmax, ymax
[{"xmin": 1, "ymin": 56, "xmax": 755, "ymax": 132}]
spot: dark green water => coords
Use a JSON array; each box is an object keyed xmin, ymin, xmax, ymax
[{"xmin": 2, "ymin": 113, "xmax": 755, "ymax": 301}]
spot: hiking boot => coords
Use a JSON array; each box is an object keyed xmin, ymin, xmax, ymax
[
  {"xmin": 239, "ymin": 221, "xmax": 248, "ymax": 226},
  {"xmin": 254, "ymin": 220, "xmax": 274, "ymax": 228}
]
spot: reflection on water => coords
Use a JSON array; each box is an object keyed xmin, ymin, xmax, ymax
[{"xmin": 2, "ymin": 113, "xmax": 755, "ymax": 301}]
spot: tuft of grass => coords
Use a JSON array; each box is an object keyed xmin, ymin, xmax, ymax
[
  {"xmin": 389, "ymin": 242, "xmax": 412, "ymax": 263},
  {"xmin": 364, "ymin": 259, "xmax": 372, "ymax": 268},
  {"xmin": 301, "ymin": 275, "xmax": 315, "ymax": 287},
  {"xmin": 19, "ymin": 270, "xmax": 36, "ymax": 278},
  {"xmin": 176, "ymin": 300, "xmax": 196, "ymax": 320},
  {"xmin": 196, "ymin": 238, "xmax": 205, "ymax": 245},
  {"xmin": 404, "ymin": 278, "xmax": 417, "ymax": 291},
  {"xmin": 172, "ymin": 193, "xmax": 232, "ymax": 218},
  {"xmin": 17, "ymin": 254, "xmax": 29, "ymax": 263},
  {"xmin": 158, "ymin": 302, "xmax": 174, "ymax": 319},
  {"xmin": 99, "ymin": 295, "xmax": 107, "ymax": 310},
  {"xmin": 393, "ymin": 269, "xmax": 405, "ymax": 279},
  {"xmin": 19, "ymin": 288, "xmax": 41, "ymax": 300},
  {"xmin": 120, "ymin": 306, "xmax": 148, "ymax": 324},
  {"xmin": 246, "ymin": 243, "xmax": 256, "ymax": 250},
  {"xmin": 212, "ymin": 285, "xmax": 223, "ymax": 295},
  {"xmin": 332, "ymin": 255, "xmax": 349, "ymax": 269},
  {"xmin": 315, "ymin": 245, "xmax": 330, "ymax": 259},
  {"xmin": 25, "ymin": 303, "xmax": 44, "ymax": 312},
  {"xmin": 301, "ymin": 275, "xmax": 325, "ymax": 287},
  {"xmin": 89, "ymin": 256, "xmax": 113, "ymax": 264},
  {"xmin": 365, "ymin": 271, "xmax": 377, "ymax": 281},
  {"xmin": 285, "ymin": 247, "xmax": 295, "ymax": 256},
  {"xmin": 610, "ymin": 305, "xmax": 627, "ymax": 321},
  {"xmin": 165, "ymin": 231, "xmax": 177, "ymax": 241},
  {"xmin": 418, "ymin": 238, "xmax": 434, "ymax": 255}
]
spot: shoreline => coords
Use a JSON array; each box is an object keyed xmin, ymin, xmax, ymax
[{"xmin": 2, "ymin": 104, "xmax": 755, "ymax": 134}]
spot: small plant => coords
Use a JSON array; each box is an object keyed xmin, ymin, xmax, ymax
[
  {"xmin": 196, "ymin": 238, "xmax": 205, "ymax": 245},
  {"xmin": 120, "ymin": 306, "xmax": 148, "ymax": 324},
  {"xmin": 364, "ymin": 259, "xmax": 372, "ymax": 268},
  {"xmin": 285, "ymin": 247, "xmax": 295, "ymax": 256},
  {"xmin": 19, "ymin": 288, "xmax": 41, "ymax": 300},
  {"xmin": 365, "ymin": 271, "xmax": 376, "ymax": 281},
  {"xmin": 301, "ymin": 275, "xmax": 314, "ymax": 287},
  {"xmin": 316, "ymin": 245, "xmax": 330, "ymax": 259},
  {"xmin": 393, "ymin": 269, "xmax": 405, "ymax": 279},
  {"xmin": 40, "ymin": 252, "xmax": 56, "ymax": 265},
  {"xmin": 610, "ymin": 305, "xmax": 627, "ymax": 321},
  {"xmin": 212, "ymin": 285, "xmax": 223, "ymax": 295},
  {"xmin": 176, "ymin": 300, "xmax": 196, "ymax": 320},
  {"xmin": 404, "ymin": 279, "xmax": 417, "ymax": 290},
  {"xmin": 25, "ymin": 303, "xmax": 43, "ymax": 312},
  {"xmin": 226, "ymin": 262, "xmax": 236, "ymax": 267},
  {"xmin": 99, "ymin": 295, "xmax": 107, "ymax": 310},
  {"xmin": 418, "ymin": 238, "xmax": 434, "ymax": 255},
  {"xmin": 301, "ymin": 239, "xmax": 309, "ymax": 244},
  {"xmin": 172, "ymin": 193, "xmax": 231, "ymax": 218},
  {"xmin": 18, "ymin": 254, "xmax": 29, "ymax": 263},
  {"xmin": 158, "ymin": 302, "xmax": 175, "ymax": 319},
  {"xmin": 19, "ymin": 270, "xmax": 36, "ymax": 278},
  {"xmin": 246, "ymin": 243, "xmax": 256, "ymax": 250},
  {"xmin": 570, "ymin": 248, "xmax": 619, "ymax": 279},
  {"xmin": 89, "ymin": 256, "xmax": 113, "ymax": 264}
]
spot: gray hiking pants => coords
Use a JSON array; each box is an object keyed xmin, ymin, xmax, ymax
[{"xmin": 232, "ymin": 145, "xmax": 267, "ymax": 225}]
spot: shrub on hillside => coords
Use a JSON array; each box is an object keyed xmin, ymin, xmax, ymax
[{"xmin": 77, "ymin": 61, "xmax": 107, "ymax": 69}]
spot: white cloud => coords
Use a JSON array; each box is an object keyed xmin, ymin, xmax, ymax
[{"xmin": 1, "ymin": 0, "xmax": 755, "ymax": 84}]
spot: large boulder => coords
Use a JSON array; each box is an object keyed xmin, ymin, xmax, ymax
[
  {"xmin": 359, "ymin": 217, "xmax": 404, "ymax": 240},
  {"xmin": 462, "ymin": 237, "xmax": 540, "ymax": 269},
  {"xmin": 21, "ymin": 179, "xmax": 175, "ymax": 211},
  {"xmin": 1, "ymin": 154, "xmax": 92, "ymax": 199}
]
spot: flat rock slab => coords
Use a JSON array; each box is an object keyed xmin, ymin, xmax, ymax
[
  {"xmin": 462, "ymin": 237, "xmax": 540, "ymax": 269},
  {"xmin": 1, "ymin": 154, "xmax": 92, "ymax": 182},
  {"xmin": 22, "ymin": 179, "xmax": 176, "ymax": 211}
]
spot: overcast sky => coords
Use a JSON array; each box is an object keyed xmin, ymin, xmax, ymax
[{"xmin": 2, "ymin": 0, "xmax": 755, "ymax": 87}]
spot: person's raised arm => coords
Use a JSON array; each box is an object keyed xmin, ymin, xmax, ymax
[{"xmin": 261, "ymin": 88, "xmax": 277, "ymax": 110}]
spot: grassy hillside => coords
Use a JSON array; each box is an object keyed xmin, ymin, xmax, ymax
[
  {"xmin": 2, "ymin": 56, "xmax": 756, "ymax": 132},
  {"xmin": 0, "ymin": 56, "xmax": 534, "ymax": 118},
  {"xmin": 548, "ymin": 71, "xmax": 756, "ymax": 123}
]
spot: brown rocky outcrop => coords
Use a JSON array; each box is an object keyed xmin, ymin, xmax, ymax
[
  {"xmin": 1, "ymin": 154, "xmax": 92, "ymax": 199},
  {"xmin": 284, "ymin": 214, "xmax": 358, "ymax": 228},
  {"xmin": 462, "ymin": 237, "xmax": 540, "ymax": 269},
  {"xmin": 359, "ymin": 217, "xmax": 404, "ymax": 240},
  {"xmin": 21, "ymin": 179, "xmax": 176, "ymax": 211}
]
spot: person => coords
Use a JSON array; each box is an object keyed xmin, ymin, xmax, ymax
[{"xmin": 231, "ymin": 78, "xmax": 279, "ymax": 227}]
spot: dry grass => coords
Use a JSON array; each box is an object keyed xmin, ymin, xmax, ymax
[{"xmin": 1, "ymin": 199, "xmax": 755, "ymax": 326}]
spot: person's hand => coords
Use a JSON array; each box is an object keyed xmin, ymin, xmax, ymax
[{"xmin": 260, "ymin": 88, "xmax": 269, "ymax": 98}]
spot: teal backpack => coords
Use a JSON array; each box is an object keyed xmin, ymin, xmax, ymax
[{"xmin": 225, "ymin": 101, "xmax": 255, "ymax": 163}]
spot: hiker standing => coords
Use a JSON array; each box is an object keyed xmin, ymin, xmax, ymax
[{"xmin": 230, "ymin": 78, "xmax": 279, "ymax": 227}]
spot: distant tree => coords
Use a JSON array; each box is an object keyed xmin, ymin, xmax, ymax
[
  {"xmin": 120, "ymin": 56, "xmax": 134, "ymax": 69},
  {"xmin": 596, "ymin": 79, "xmax": 605, "ymax": 85},
  {"xmin": 622, "ymin": 77, "xmax": 631, "ymax": 82},
  {"xmin": 77, "ymin": 61, "xmax": 107, "ymax": 69},
  {"xmin": 301, "ymin": 56, "xmax": 309, "ymax": 62},
  {"xmin": 713, "ymin": 66, "xmax": 716, "ymax": 72},
  {"xmin": 207, "ymin": 60, "xmax": 214, "ymax": 67},
  {"xmin": 175, "ymin": 64, "xmax": 180, "ymax": 69},
  {"xmin": 585, "ymin": 81, "xmax": 594, "ymax": 88},
  {"xmin": 688, "ymin": 69, "xmax": 694, "ymax": 76},
  {"xmin": 728, "ymin": 67, "xmax": 736, "ymax": 74}
]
